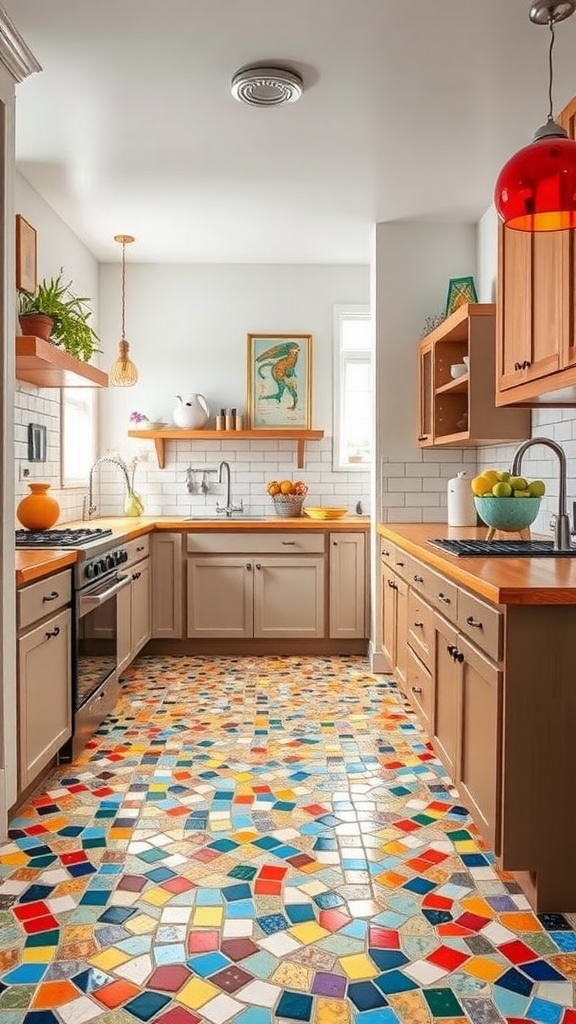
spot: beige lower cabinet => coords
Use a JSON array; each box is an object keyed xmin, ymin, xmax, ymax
[
  {"xmin": 151, "ymin": 532, "xmax": 183, "ymax": 638},
  {"xmin": 187, "ymin": 555, "xmax": 325, "ymax": 638},
  {"xmin": 381, "ymin": 561, "xmax": 408, "ymax": 691},
  {"xmin": 329, "ymin": 532, "xmax": 366, "ymax": 639},
  {"xmin": 432, "ymin": 613, "xmax": 461, "ymax": 782},
  {"xmin": 18, "ymin": 607, "xmax": 72, "ymax": 790},
  {"xmin": 118, "ymin": 556, "xmax": 151, "ymax": 674}
]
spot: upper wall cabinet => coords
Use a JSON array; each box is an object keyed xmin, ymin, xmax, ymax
[
  {"xmin": 417, "ymin": 304, "xmax": 530, "ymax": 448},
  {"xmin": 496, "ymin": 95, "xmax": 576, "ymax": 408}
]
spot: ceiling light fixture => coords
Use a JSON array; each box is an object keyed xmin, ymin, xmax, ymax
[
  {"xmin": 231, "ymin": 64, "xmax": 303, "ymax": 106},
  {"xmin": 109, "ymin": 234, "xmax": 138, "ymax": 387},
  {"xmin": 495, "ymin": 0, "xmax": 576, "ymax": 230}
]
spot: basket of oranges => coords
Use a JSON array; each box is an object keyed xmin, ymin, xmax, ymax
[{"xmin": 266, "ymin": 479, "xmax": 308, "ymax": 517}]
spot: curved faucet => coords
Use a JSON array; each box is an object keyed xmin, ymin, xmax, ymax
[
  {"xmin": 511, "ymin": 436, "xmax": 571, "ymax": 550},
  {"xmin": 85, "ymin": 455, "xmax": 132, "ymax": 520},
  {"xmin": 216, "ymin": 460, "xmax": 243, "ymax": 517}
]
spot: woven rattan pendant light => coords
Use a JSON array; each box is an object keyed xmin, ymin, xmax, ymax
[{"xmin": 109, "ymin": 234, "xmax": 138, "ymax": 386}]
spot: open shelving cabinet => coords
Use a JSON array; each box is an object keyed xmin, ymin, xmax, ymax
[
  {"xmin": 16, "ymin": 336, "xmax": 108, "ymax": 388},
  {"xmin": 417, "ymin": 303, "xmax": 530, "ymax": 447},
  {"xmin": 128, "ymin": 428, "xmax": 325, "ymax": 469}
]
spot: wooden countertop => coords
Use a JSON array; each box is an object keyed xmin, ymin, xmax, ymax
[
  {"xmin": 378, "ymin": 523, "xmax": 576, "ymax": 605},
  {"xmin": 16, "ymin": 515, "xmax": 370, "ymax": 585}
]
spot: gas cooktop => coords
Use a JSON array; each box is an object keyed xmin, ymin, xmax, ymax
[
  {"xmin": 15, "ymin": 528, "xmax": 113, "ymax": 549},
  {"xmin": 429, "ymin": 538, "xmax": 576, "ymax": 557}
]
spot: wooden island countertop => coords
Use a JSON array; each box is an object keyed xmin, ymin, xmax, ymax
[
  {"xmin": 16, "ymin": 515, "xmax": 370, "ymax": 585},
  {"xmin": 378, "ymin": 522, "xmax": 576, "ymax": 605}
]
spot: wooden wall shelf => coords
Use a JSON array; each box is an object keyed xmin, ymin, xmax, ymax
[
  {"xmin": 16, "ymin": 336, "xmax": 108, "ymax": 388},
  {"xmin": 128, "ymin": 428, "xmax": 325, "ymax": 469}
]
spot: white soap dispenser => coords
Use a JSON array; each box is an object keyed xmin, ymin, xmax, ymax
[{"xmin": 447, "ymin": 472, "xmax": 476, "ymax": 527}]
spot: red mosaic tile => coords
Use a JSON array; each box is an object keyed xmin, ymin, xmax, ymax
[
  {"xmin": 500, "ymin": 939, "xmax": 539, "ymax": 964},
  {"xmin": 454, "ymin": 912, "xmax": 491, "ymax": 932},
  {"xmin": 254, "ymin": 880, "xmax": 282, "ymax": 896},
  {"xmin": 192, "ymin": 848, "xmax": 220, "ymax": 863},
  {"xmin": 395, "ymin": 819, "xmax": 420, "ymax": 833},
  {"xmin": 422, "ymin": 894, "xmax": 453, "ymax": 911},
  {"xmin": 302, "ymin": 804, "xmax": 328, "ymax": 815},
  {"xmin": 13, "ymin": 901, "xmax": 50, "ymax": 921},
  {"xmin": 259, "ymin": 865, "xmax": 288, "ymax": 880},
  {"xmin": 287, "ymin": 854, "xmax": 316, "ymax": 868},
  {"xmin": 187, "ymin": 930, "xmax": 220, "ymax": 953},
  {"xmin": 161, "ymin": 877, "xmax": 195, "ymax": 894},
  {"xmin": 420, "ymin": 849, "xmax": 449, "ymax": 865},
  {"xmin": 26, "ymin": 825, "xmax": 48, "ymax": 836},
  {"xmin": 220, "ymin": 937, "xmax": 260, "ymax": 961},
  {"xmin": 369, "ymin": 927, "xmax": 400, "ymax": 949},
  {"xmin": 319, "ymin": 909, "xmax": 351, "ymax": 933},
  {"xmin": 167, "ymin": 806, "xmax": 189, "ymax": 817},
  {"xmin": 437, "ymin": 923, "xmax": 474, "ymax": 937},
  {"xmin": 148, "ymin": 965, "xmax": 192, "ymax": 992},
  {"xmin": 22, "ymin": 914, "xmax": 59, "ymax": 934},
  {"xmin": 562, "ymin": 1012, "xmax": 576, "ymax": 1024},
  {"xmin": 60, "ymin": 852, "xmax": 87, "ymax": 865},
  {"xmin": 252, "ymin": 786, "xmax": 271, "ymax": 793},
  {"xmin": 234, "ymin": 795, "xmax": 253, "ymax": 804},
  {"xmin": 211, "ymin": 965, "xmax": 253, "ymax": 992},
  {"xmin": 95, "ymin": 979, "xmax": 140, "ymax": 1008},
  {"xmin": 427, "ymin": 945, "xmax": 470, "ymax": 970}
]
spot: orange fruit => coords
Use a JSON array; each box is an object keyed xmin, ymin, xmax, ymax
[
  {"xmin": 280, "ymin": 480, "xmax": 293, "ymax": 494},
  {"xmin": 267, "ymin": 481, "xmax": 280, "ymax": 496},
  {"xmin": 292, "ymin": 481, "xmax": 307, "ymax": 495}
]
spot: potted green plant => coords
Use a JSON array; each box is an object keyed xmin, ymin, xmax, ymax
[{"xmin": 18, "ymin": 269, "xmax": 100, "ymax": 363}]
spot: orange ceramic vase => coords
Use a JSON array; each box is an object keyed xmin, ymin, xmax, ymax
[{"xmin": 17, "ymin": 482, "xmax": 60, "ymax": 530}]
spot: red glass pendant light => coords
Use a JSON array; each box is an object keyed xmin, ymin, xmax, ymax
[{"xmin": 495, "ymin": 0, "xmax": 576, "ymax": 231}]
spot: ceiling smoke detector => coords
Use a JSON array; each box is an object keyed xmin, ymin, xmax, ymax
[{"xmin": 231, "ymin": 64, "xmax": 303, "ymax": 106}]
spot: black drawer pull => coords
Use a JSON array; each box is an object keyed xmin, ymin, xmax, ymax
[
  {"xmin": 387, "ymin": 580, "xmax": 397, "ymax": 590},
  {"xmin": 413, "ymin": 574, "xmax": 424, "ymax": 583},
  {"xmin": 466, "ymin": 615, "xmax": 482, "ymax": 628},
  {"xmin": 417, "ymin": 434, "xmax": 428, "ymax": 441},
  {"xmin": 447, "ymin": 644, "xmax": 456, "ymax": 656},
  {"xmin": 132, "ymin": 571, "xmax": 141, "ymax": 581},
  {"xmin": 381, "ymin": 549, "xmax": 390, "ymax": 557},
  {"xmin": 42, "ymin": 590, "xmax": 59, "ymax": 603},
  {"xmin": 136, "ymin": 545, "xmax": 145, "ymax": 552},
  {"xmin": 396, "ymin": 560, "xmax": 405, "ymax": 567},
  {"xmin": 414, "ymin": 620, "xmax": 424, "ymax": 628},
  {"xmin": 411, "ymin": 686, "xmax": 422, "ymax": 695},
  {"xmin": 45, "ymin": 626, "xmax": 60, "ymax": 639},
  {"xmin": 514, "ymin": 361, "xmax": 521, "ymax": 371},
  {"xmin": 255, "ymin": 563, "xmax": 261, "ymax": 570},
  {"xmin": 438, "ymin": 592, "xmax": 451, "ymax": 604},
  {"xmin": 246, "ymin": 563, "xmax": 252, "ymax": 570},
  {"xmin": 456, "ymin": 651, "xmax": 464, "ymax": 663},
  {"xmin": 523, "ymin": 360, "xmax": 531, "ymax": 369}
]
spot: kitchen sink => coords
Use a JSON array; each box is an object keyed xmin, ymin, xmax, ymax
[{"xmin": 429, "ymin": 538, "xmax": 576, "ymax": 557}]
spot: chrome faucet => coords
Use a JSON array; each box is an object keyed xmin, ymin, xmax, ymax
[
  {"xmin": 511, "ymin": 436, "xmax": 571, "ymax": 550},
  {"xmin": 216, "ymin": 460, "xmax": 243, "ymax": 517},
  {"xmin": 84, "ymin": 455, "xmax": 132, "ymax": 521}
]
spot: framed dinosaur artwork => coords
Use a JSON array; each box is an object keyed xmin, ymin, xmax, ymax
[{"xmin": 246, "ymin": 333, "xmax": 313, "ymax": 429}]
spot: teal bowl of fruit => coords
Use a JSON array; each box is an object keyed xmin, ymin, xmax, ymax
[{"xmin": 474, "ymin": 496, "xmax": 541, "ymax": 532}]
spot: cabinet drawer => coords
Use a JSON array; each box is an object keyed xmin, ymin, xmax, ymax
[
  {"xmin": 380, "ymin": 540, "xmax": 398, "ymax": 568},
  {"xmin": 407, "ymin": 590, "xmax": 434, "ymax": 671},
  {"xmin": 407, "ymin": 646, "xmax": 433, "ymax": 731},
  {"xmin": 457, "ymin": 589, "xmax": 503, "ymax": 662},
  {"xmin": 124, "ymin": 535, "xmax": 150, "ymax": 566},
  {"xmin": 186, "ymin": 532, "xmax": 325, "ymax": 555},
  {"xmin": 404, "ymin": 557, "xmax": 457, "ymax": 615},
  {"xmin": 18, "ymin": 570, "xmax": 71, "ymax": 631}
]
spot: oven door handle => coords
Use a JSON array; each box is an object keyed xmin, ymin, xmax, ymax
[{"xmin": 78, "ymin": 573, "xmax": 132, "ymax": 613}]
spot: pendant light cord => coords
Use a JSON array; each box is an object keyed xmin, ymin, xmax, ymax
[
  {"xmin": 120, "ymin": 239, "xmax": 126, "ymax": 341},
  {"xmin": 547, "ymin": 15, "xmax": 556, "ymax": 122}
]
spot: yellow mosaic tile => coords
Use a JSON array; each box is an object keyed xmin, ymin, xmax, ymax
[
  {"xmin": 89, "ymin": 948, "xmax": 131, "ymax": 971},
  {"xmin": 22, "ymin": 947, "xmax": 56, "ymax": 963},
  {"xmin": 124, "ymin": 913, "xmax": 159, "ymax": 935},
  {"xmin": 142, "ymin": 887, "xmax": 173, "ymax": 907},
  {"xmin": 387, "ymin": 990, "xmax": 431, "ymax": 1024},
  {"xmin": 460, "ymin": 896, "xmax": 495, "ymax": 919},
  {"xmin": 271, "ymin": 962, "xmax": 313, "ymax": 990},
  {"xmin": 339, "ymin": 953, "xmax": 379, "ymax": 980},
  {"xmin": 176, "ymin": 978, "xmax": 220, "ymax": 1009},
  {"xmin": 289, "ymin": 922, "xmax": 330, "ymax": 945},
  {"xmin": 463, "ymin": 956, "xmax": 506, "ymax": 982},
  {"xmin": 192, "ymin": 906, "xmax": 223, "ymax": 927},
  {"xmin": 315, "ymin": 997, "xmax": 352, "ymax": 1023}
]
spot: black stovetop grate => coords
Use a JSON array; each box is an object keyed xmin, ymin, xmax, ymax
[
  {"xmin": 429, "ymin": 538, "xmax": 576, "ymax": 557},
  {"xmin": 15, "ymin": 528, "xmax": 114, "ymax": 548}
]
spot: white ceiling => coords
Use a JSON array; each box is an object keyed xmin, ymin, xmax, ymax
[{"xmin": 7, "ymin": 0, "xmax": 576, "ymax": 264}]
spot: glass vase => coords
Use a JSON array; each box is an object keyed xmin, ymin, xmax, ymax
[{"xmin": 124, "ymin": 487, "xmax": 144, "ymax": 517}]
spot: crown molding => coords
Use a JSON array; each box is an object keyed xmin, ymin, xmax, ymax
[{"xmin": 0, "ymin": 4, "xmax": 41, "ymax": 83}]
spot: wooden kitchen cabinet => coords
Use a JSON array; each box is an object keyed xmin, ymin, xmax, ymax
[
  {"xmin": 381, "ymin": 546, "xmax": 409, "ymax": 691},
  {"xmin": 432, "ymin": 612, "xmax": 460, "ymax": 782},
  {"xmin": 17, "ymin": 569, "xmax": 73, "ymax": 794},
  {"xmin": 151, "ymin": 532, "xmax": 183, "ymax": 638},
  {"xmin": 329, "ymin": 532, "xmax": 366, "ymax": 639},
  {"xmin": 118, "ymin": 547, "xmax": 151, "ymax": 675},
  {"xmin": 458, "ymin": 633, "xmax": 502, "ymax": 852},
  {"xmin": 187, "ymin": 554, "xmax": 325, "ymax": 638},
  {"xmin": 418, "ymin": 303, "xmax": 530, "ymax": 446},
  {"xmin": 496, "ymin": 92, "xmax": 576, "ymax": 406}
]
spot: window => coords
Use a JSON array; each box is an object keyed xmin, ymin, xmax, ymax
[
  {"xmin": 61, "ymin": 388, "xmax": 95, "ymax": 487},
  {"xmin": 333, "ymin": 304, "xmax": 372, "ymax": 470}
]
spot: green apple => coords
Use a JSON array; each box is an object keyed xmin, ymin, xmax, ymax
[
  {"xmin": 509, "ymin": 476, "xmax": 528, "ymax": 491},
  {"xmin": 528, "ymin": 479, "xmax": 546, "ymax": 497},
  {"xmin": 492, "ymin": 481, "xmax": 512, "ymax": 497},
  {"xmin": 496, "ymin": 471, "xmax": 511, "ymax": 482},
  {"xmin": 513, "ymin": 489, "xmax": 531, "ymax": 497}
]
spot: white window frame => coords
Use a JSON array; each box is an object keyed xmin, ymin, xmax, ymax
[
  {"xmin": 333, "ymin": 304, "xmax": 372, "ymax": 472},
  {"xmin": 61, "ymin": 388, "xmax": 96, "ymax": 488}
]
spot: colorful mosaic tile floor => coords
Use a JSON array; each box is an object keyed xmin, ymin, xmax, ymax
[{"xmin": 1, "ymin": 655, "xmax": 575, "ymax": 1024}]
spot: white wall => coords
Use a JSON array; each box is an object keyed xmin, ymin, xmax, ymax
[
  {"xmin": 15, "ymin": 173, "xmax": 99, "ymax": 522},
  {"xmin": 96, "ymin": 263, "xmax": 371, "ymax": 517}
]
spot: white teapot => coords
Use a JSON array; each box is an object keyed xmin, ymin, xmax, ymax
[{"xmin": 173, "ymin": 393, "xmax": 209, "ymax": 430}]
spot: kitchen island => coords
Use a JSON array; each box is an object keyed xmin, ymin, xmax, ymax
[{"xmin": 377, "ymin": 521, "xmax": 576, "ymax": 913}]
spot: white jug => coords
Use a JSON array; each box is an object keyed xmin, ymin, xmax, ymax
[
  {"xmin": 173, "ymin": 393, "xmax": 209, "ymax": 430},
  {"xmin": 447, "ymin": 472, "xmax": 476, "ymax": 527}
]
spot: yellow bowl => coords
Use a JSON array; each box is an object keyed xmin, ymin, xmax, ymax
[{"xmin": 304, "ymin": 507, "xmax": 348, "ymax": 520}]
